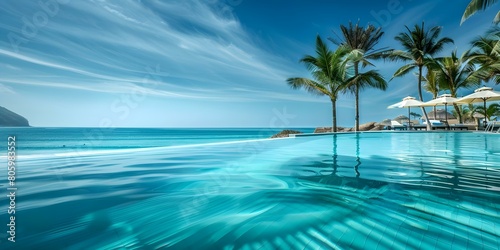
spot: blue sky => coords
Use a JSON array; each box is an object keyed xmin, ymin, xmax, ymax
[{"xmin": 0, "ymin": 0, "xmax": 499, "ymax": 127}]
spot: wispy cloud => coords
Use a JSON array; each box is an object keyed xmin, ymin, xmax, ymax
[
  {"xmin": 0, "ymin": 83, "xmax": 15, "ymax": 94},
  {"xmin": 0, "ymin": 0, "xmax": 306, "ymax": 103}
]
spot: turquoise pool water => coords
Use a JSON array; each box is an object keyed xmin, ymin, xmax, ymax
[{"xmin": 1, "ymin": 131, "xmax": 499, "ymax": 249}]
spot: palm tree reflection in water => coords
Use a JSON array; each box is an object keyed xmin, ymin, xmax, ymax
[
  {"xmin": 329, "ymin": 133, "xmax": 362, "ymax": 187},
  {"xmin": 330, "ymin": 133, "xmax": 361, "ymax": 177},
  {"xmin": 332, "ymin": 133, "xmax": 338, "ymax": 174},
  {"xmin": 354, "ymin": 133, "xmax": 361, "ymax": 178}
]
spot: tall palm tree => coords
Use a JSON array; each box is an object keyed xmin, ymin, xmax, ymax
[
  {"xmin": 422, "ymin": 69, "xmax": 440, "ymax": 119},
  {"xmin": 465, "ymin": 29, "xmax": 500, "ymax": 84},
  {"xmin": 286, "ymin": 36, "xmax": 351, "ymax": 132},
  {"xmin": 462, "ymin": 0, "xmax": 500, "ymax": 24},
  {"xmin": 330, "ymin": 21, "xmax": 389, "ymax": 131},
  {"xmin": 389, "ymin": 22, "xmax": 454, "ymax": 130},
  {"xmin": 431, "ymin": 51, "xmax": 479, "ymax": 123}
]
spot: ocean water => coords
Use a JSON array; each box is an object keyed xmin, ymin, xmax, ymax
[
  {"xmin": 3, "ymin": 127, "xmax": 314, "ymax": 157},
  {"xmin": 0, "ymin": 129, "xmax": 499, "ymax": 249}
]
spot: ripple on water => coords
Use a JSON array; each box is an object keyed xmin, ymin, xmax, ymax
[{"xmin": 4, "ymin": 132, "xmax": 500, "ymax": 249}]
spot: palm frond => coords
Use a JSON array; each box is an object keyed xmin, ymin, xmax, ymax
[
  {"xmin": 422, "ymin": 69, "xmax": 440, "ymax": 98},
  {"xmin": 286, "ymin": 78, "xmax": 330, "ymax": 97},
  {"xmin": 386, "ymin": 50, "xmax": 413, "ymax": 62},
  {"xmin": 357, "ymin": 70, "xmax": 388, "ymax": 91},
  {"xmin": 333, "ymin": 21, "xmax": 386, "ymax": 66},
  {"xmin": 462, "ymin": 0, "xmax": 499, "ymax": 24},
  {"xmin": 393, "ymin": 64, "xmax": 417, "ymax": 78},
  {"xmin": 366, "ymin": 47, "xmax": 395, "ymax": 60},
  {"xmin": 475, "ymin": 103, "xmax": 500, "ymax": 119},
  {"xmin": 394, "ymin": 23, "xmax": 453, "ymax": 65},
  {"xmin": 466, "ymin": 32, "xmax": 500, "ymax": 83},
  {"xmin": 430, "ymin": 37, "xmax": 455, "ymax": 55},
  {"xmin": 432, "ymin": 50, "xmax": 480, "ymax": 97}
]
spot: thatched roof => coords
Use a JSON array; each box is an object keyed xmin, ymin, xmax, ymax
[
  {"xmin": 378, "ymin": 119, "xmax": 391, "ymax": 126},
  {"xmin": 427, "ymin": 109, "xmax": 455, "ymax": 119},
  {"xmin": 393, "ymin": 115, "xmax": 409, "ymax": 123}
]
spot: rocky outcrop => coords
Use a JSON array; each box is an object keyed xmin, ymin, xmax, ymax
[
  {"xmin": 314, "ymin": 127, "xmax": 333, "ymax": 133},
  {"xmin": 0, "ymin": 106, "xmax": 30, "ymax": 127},
  {"xmin": 371, "ymin": 123, "xmax": 385, "ymax": 131},
  {"xmin": 359, "ymin": 122, "xmax": 376, "ymax": 131},
  {"xmin": 314, "ymin": 122, "xmax": 383, "ymax": 133},
  {"xmin": 314, "ymin": 127, "xmax": 352, "ymax": 133},
  {"xmin": 271, "ymin": 129, "xmax": 303, "ymax": 138}
]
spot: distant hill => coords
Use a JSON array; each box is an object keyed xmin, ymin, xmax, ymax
[{"xmin": 0, "ymin": 106, "xmax": 30, "ymax": 127}]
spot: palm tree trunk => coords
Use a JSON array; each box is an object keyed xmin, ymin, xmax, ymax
[
  {"xmin": 418, "ymin": 66, "xmax": 432, "ymax": 130},
  {"xmin": 354, "ymin": 63, "xmax": 359, "ymax": 132},
  {"xmin": 331, "ymin": 98, "xmax": 337, "ymax": 133},
  {"xmin": 433, "ymin": 93, "xmax": 437, "ymax": 120},
  {"xmin": 453, "ymin": 104, "xmax": 463, "ymax": 123}
]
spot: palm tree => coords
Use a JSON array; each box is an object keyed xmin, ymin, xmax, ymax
[
  {"xmin": 465, "ymin": 29, "xmax": 500, "ymax": 84},
  {"xmin": 286, "ymin": 36, "xmax": 351, "ymax": 132},
  {"xmin": 422, "ymin": 69, "xmax": 440, "ymax": 119},
  {"xmin": 330, "ymin": 21, "xmax": 389, "ymax": 131},
  {"xmin": 475, "ymin": 103, "xmax": 500, "ymax": 120},
  {"xmin": 410, "ymin": 112, "xmax": 422, "ymax": 120},
  {"xmin": 462, "ymin": 0, "xmax": 500, "ymax": 24},
  {"xmin": 431, "ymin": 51, "xmax": 479, "ymax": 123},
  {"xmin": 389, "ymin": 22, "xmax": 454, "ymax": 130}
]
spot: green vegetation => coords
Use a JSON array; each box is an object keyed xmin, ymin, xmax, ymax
[
  {"xmin": 462, "ymin": 0, "xmax": 500, "ymax": 24},
  {"xmin": 287, "ymin": 36, "xmax": 351, "ymax": 132},
  {"xmin": 422, "ymin": 69, "xmax": 439, "ymax": 119},
  {"xmin": 430, "ymin": 51, "xmax": 479, "ymax": 123},
  {"xmin": 452, "ymin": 104, "xmax": 477, "ymax": 124},
  {"xmin": 466, "ymin": 29, "xmax": 500, "ymax": 84},
  {"xmin": 389, "ymin": 22, "xmax": 453, "ymax": 129},
  {"xmin": 330, "ymin": 22, "xmax": 389, "ymax": 131},
  {"xmin": 410, "ymin": 112, "xmax": 422, "ymax": 120},
  {"xmin": 475, "ymin": 103, "xmax": 500, "ymax": 120},
  {"xmin": 287, "ymin": 5, "xmax": 500, "ymax": 129}
]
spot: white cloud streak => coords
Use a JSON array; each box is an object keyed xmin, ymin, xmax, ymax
[{"xmin": 0, "ymin": 0, "xmax": 308, "ymax": 103}]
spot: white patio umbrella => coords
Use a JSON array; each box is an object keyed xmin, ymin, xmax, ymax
[
  {"xmin": 420, "ymin": 94, "xmax": 460, "ymax": 125},
  {"xmin": 456, "ymin": 86, "xmax": 500, "ymax": 122},
  {"xmin": 387, "ymin": 96, "xmax": 424, "ymax": 129}
]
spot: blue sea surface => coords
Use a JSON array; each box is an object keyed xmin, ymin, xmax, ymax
[
  {"xmin": 0, "ymin": 129, "xmax": 499, "ymax": 249},
  {"xmin": 5, "ymin": 127, "xmax": 314, "ymax": 156}
]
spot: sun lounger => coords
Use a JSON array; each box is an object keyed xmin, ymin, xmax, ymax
[
  {"xmin": 450, "ymin": 124, "xmax": 468, "ymax": 130},
  {"xmin": 423, "ymin": 120, "xmax": 449, "ymax": 130},
  {"xmin": 413, "ymin": 124, "xmax": 427, "ymax": 130},
  {"xmin": 432, "ymin": 124, "xmax": 449, "ymax": 130},
  {"xmin": 390, "ymin": 121, "xmax": 406, "ymax": 130}
]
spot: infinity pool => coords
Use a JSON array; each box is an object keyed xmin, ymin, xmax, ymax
[{"xmin": 4, "ymin": 132, "xmax": 500, "ymax": 249}]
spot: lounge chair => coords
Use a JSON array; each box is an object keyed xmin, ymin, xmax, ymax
[
  {"xmin": 413, "ymin": 124, "xmax": 427, "ymax": 130},
  {"xmin": 447, "ymin": 119, "xmax": 469, "ymax": 130},
  {"xmin": 449, "ymin": 124, "xmax": 468, "ymax": 130},
  {"xmin": 424, "ymin": 120, "xmax": 449, "ymax": 130},
  {"xmin": 432, "ymin": 124, "xmax": 449, "ymax": 130},
  {"xmin": 390, "ymin": 120, "xmax": 406, "ymax": 130}
]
